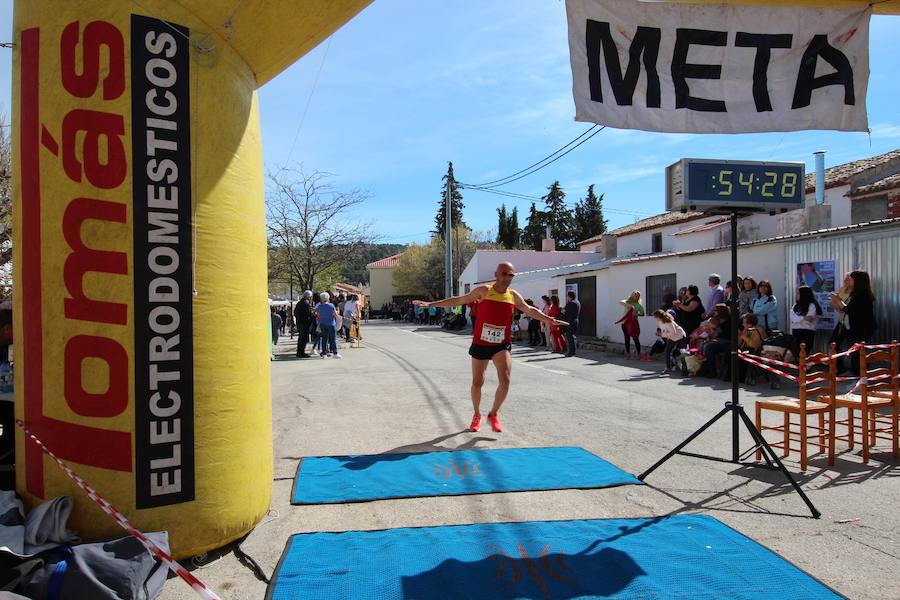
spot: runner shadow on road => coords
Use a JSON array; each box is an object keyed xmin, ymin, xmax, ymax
[{"xmin": 334, "ymin": 432, "xmax": 499, "ymax": 471}]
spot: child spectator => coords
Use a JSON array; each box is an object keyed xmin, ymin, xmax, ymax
[{"xmin": 653, "ymin": 309, "xmax": 686, "ymax": 375}]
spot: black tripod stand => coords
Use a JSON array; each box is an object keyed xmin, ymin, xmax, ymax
[{"xmin": 639, "ymin": 212, "xmax": 820, "ymax": 519}]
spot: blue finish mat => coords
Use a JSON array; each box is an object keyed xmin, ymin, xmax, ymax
[
  {"xmin": 267, "ymin": 514, "xmax": 842, "ymax": 600},
  {"xmin": 291, "ymin": 446, "xmax": 641, "ymax": 504}
]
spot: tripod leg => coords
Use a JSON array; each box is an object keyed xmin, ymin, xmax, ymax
[
  {"xmin": 639, "ymin": 405, "xmax": 731, "ymax": 480},
  {"xmin": 737, "ymin": 407, "xmax": 821, "ymax": 518}
]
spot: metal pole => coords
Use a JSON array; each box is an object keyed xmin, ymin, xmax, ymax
[
  {"xmin": 730, "ymin": 212, "xmax": 740, "ymax": 461},
  {"xmin": 289, "ymin": 269, "xmax": 294, "ymax": 339},
  {"xmin": 445, "ymin": 173, "xmax": 453, "ymax": 298}
]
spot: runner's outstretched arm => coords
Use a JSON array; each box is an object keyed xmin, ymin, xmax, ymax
[
  {"xmin": 511, "ymin": 290, "xmax": 567, "ymax": 327},
  {"xmin": 414, "ymin": 286, "xmax": 488, "ymax": 309}
]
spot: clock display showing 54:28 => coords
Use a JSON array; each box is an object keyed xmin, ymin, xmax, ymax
[{"xmin": 711, "ymin": 169, "xmax": 798, "ymax": 200}]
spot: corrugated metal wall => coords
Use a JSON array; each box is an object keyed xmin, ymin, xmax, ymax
[
  {"xmin": 784, "ymin": 229, "xmax": 900, "ymax": 347},
  {"xmin": 857, "ymin": 235, "xmax": 900, "ymax": 343}
]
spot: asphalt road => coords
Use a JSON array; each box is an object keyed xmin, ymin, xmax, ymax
[{"xmin": 160, "ymin": 320, "xmax": 900, "ymax": 599}]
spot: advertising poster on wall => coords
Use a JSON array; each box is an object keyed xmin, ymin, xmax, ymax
[
  {"xmin": 796, "ymin": 260, "xmax": 838, "ymax": 330},
  {"xmin": 565, "ymin": 283, "xmax": 579, "ymax": 300}
]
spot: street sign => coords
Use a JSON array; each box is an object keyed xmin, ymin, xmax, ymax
[{"xmin": 667, "ymin": 158, "xmax": 805, "ymax": 213}]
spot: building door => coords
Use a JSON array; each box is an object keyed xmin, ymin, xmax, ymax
[{"xmin": 566, "ymin": 276, "xmax": 596, "ymax": 337}]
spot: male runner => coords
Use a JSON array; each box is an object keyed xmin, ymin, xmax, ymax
[{"xmin": 414, "ymin": 262, "xmax": 567, "ymax": 433}]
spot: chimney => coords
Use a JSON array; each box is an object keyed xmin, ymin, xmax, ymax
[
  {"xmin": 814, "ymin": 151, "xmax": 825, "ymax": 205},
  {"xmin": 805, "ymin": 150, "xmax": 831, "ymax": 231},
  {"xmin": 541, "ymin": 224, "xmax": 555, "ymax": 252}
]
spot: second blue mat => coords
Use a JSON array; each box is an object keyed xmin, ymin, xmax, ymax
[
  {"xmin": 291, "ymin": 446, "xmax": 641, "ymax": 504},
  {"xmin": 267, "ymin": 514, "xmax": 842, "ymax": 599}
]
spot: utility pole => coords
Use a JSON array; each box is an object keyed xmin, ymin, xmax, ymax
[{"xmin": 445, "ymin": 171, "xmax": 453, "ymax": 298}]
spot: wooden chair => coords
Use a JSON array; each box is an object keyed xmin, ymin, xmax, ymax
[
  {"xmin": 831, "ymin": 341, "xmax": 899, "ymax": 464},
  {"xmin": 755, "ymin": 344, "xmax": 836, "ymax": 472}
]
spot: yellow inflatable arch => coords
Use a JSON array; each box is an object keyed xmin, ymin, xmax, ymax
[
  {"xmin": 12, "ymin": 0, "xmax": 370, "ymax": 558},
  {"xmin": 10, "ymin": 0, "xmax": 897, "ymax": 559}
]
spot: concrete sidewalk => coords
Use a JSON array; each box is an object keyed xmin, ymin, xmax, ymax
[{"xmin": 159, "ymin": 320, "xmax": 900, "ymax": 599}]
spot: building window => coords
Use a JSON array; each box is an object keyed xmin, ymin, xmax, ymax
[
  {"xmin": 646, "ymin": 273, "xmax": 677, "ymax": 311},
  {"xmin": 851, "ymin": 195, "xmax": 888, "ymax": 224},
  {"xmin": 651, "ymin": 232, "xmax": 662, "ymax": 253}
]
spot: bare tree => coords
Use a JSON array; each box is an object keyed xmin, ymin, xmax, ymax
[
  {"xmin": 0, "ymin": 114, "xmax": 12, "ymax": 299},
  {"xmin": 266, "ymin": 168, "xmax": 376, "ymax": 292}
]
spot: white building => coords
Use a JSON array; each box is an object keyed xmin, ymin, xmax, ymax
[
  {"xmin": 457, "ymin": 249, "xmax": 596, "ymax": 294},
  {"xmin": 494, "ymin": 149, "xmax": 900, "ymax": 349}
]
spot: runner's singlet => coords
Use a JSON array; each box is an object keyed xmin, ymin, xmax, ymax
[{"xmin": 472, "ymin": 285, "xmax": 516, "ymax": 346}]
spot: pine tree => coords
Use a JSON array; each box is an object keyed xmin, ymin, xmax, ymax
[
  {"xmin": 574, "ymin": 184, "xmax": 608, "ymax": 244},
  {"xmin": 509, "ymin": 206, "xmax": 521, "ymax": 249},
  {"xmin": 542, "ymin": 181, "xmax": 576, "ymax": 250},
  {"xmin": 496, "ymin": 204, "xmax": 509, "ymax": 247},
  {"xmin": 522, "ymin": 202, "xmax": 547, "ymax": 251},
  {"xmin": 434, "ymin": 162, "xmax": 467, "ymax": 236}
]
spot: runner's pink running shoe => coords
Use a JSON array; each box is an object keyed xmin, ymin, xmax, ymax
[
  {"xmin": 469, "ymin": 413, "xmax": 482, "ymax": 432},
  {"xmin": 488, "ymin": 413, "xmax": 503, "ymax": 433}
]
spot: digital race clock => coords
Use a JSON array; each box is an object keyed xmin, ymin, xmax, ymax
[{"xmin": 666, "ymin": 158, "xmax": 805, "ymax": 213}]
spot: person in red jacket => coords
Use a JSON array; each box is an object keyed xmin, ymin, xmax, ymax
[{"xmin": 414, "ymin": 262, "xmax": 567, "ymax": 433}]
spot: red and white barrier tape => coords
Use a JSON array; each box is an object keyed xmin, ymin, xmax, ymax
[
  {"xmin": 16, "ymin": 420, "xmax": 222, "ymax": 600},
  {"xmin": 741, "ymin": 352, "xmax": 798, "ymax": 370},
  {"xmin": 739, "ymin": 354, "xmax": 799, "ymax": 382}
]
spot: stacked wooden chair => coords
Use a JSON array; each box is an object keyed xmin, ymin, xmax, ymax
[
  {"xmin": 755, "ymin": 345, "xmax": 836, "ymax": 472},
  {"xmin": 830, "ymin": 341, "xmax": 899, "ymax": 465}
]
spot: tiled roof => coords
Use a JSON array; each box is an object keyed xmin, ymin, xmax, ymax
[
  {"xmin": 851, "ymin": 173, "xmax": 900, "ymax": 196},
  {"xmin": 804, "ymin": 149, "xmax": 900, "ymax": 192},
  {"xmin": 366, "ymin": 252, "xmax": 404, "ymax": 268},
  {"xmin": 585, "ymin": 211, "xmax": 706, "ymax": 241},
  {"xmin": 672, "ymin": 216, "xmax": 730, "ymax": 236}
]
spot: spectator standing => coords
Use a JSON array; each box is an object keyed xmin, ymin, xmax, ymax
[
  {"xmin": 830, "ymin": 270, "xmax": 876, "ymax": 376},
  {"xmin": 343, "ymin": 294, "xmax": 361, "ymax": 341},
  {"xmin": 738, "ymin": 277, "xmax": 758, "ymax": 317},
  {"xmin": 525, "ymin": 299, "xmax": 541, "ymax": 345},
  {"xmin": 270, "ymin": 306, "xmax": 282, "ymax": 359},
  {"xmin": 616, "ymin": 290, "xmax": 646, "ymax": 360},
  {"xmin": 540, "ymin": 295, "xmax": 552, "ymax": 350},
  {"xmin": 316, "ymin": 292, "xmax": 341, "ymax": 358},
  {"xmin": 294, "ymin": 290, "xmax": 314, "ymax": 358},
  {"xmin": 704, "ymin": 274, "xmax": 725, "ymax": 318},
  {"xmin": 563, "ymin": 291, "xmax": 580, "ymax": 357},
  {"xmin": 790, "ymin": 286, "xmax": 822, "ymax": 356},
  {"xmin": 751, "ymin": 280, "xmax": 779, "ymax": 333},
  {"xmin": 548, "ymin": 295, "xmax": 567, "ymax": 354},
  {"xmin": 673, "ymin": 284, "xmax": 704, "ymax": 336}
]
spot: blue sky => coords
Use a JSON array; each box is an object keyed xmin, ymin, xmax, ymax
[{"xmin": 2, "ymin": 3, "xmax": 899, "ymax": 244}]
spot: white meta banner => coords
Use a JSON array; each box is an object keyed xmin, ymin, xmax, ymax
[{"xmin": 566, "ymin": 0, "xmax": 870, "ymax": 133}]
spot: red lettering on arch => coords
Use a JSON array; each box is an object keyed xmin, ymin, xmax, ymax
[
  {"xmin": 65, "ymin": 335, "xmax": 128, "ymax": 418},
  {"xmin": 63, "ymin": 197, "xmax": 128, "ymax": 325}
]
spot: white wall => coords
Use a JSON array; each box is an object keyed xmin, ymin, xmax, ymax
[
  {"xmin": 458, "ymin": 250, "xmax": 594, "ymax": 292},
  {"xmin": 561, "ymin": 242, "xmax": 787, "ymax": 342}
]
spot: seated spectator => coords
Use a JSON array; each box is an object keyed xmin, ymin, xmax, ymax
[
  {"xmin": 738, "ymin": 313, "xmax": 766, "ymax": 384},
  {"xmin": 751, "ymin": 280, "xmax": 779, "ymax": 333}
]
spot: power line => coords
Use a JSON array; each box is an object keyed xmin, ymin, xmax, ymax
[
  {"xmin": 460, "ymin": 125, "xmax": 604, "ymax": 189},
  {"xmin": 460, "ymin": 183, "xmax": 653, "ymax": 217},
  {"xmin": 284, "ymin": 37, "xmax": 333, "ymax": 166}
]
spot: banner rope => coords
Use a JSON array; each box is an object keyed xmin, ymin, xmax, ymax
[{"xmin": 15, "ymin": 420, "xmax": 222, "ymax": 600}]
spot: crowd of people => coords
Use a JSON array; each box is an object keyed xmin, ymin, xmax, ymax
[
  {"xmin": 635, "ymin": 271, "xmax": 878, "ymax": 384},
  {"xmin": 388, "ymin": 269, "xmax": 878, "ymax": 385},
  {"xmin": 269, "ymin": 292, "xmax": 364, "ymax": 359}
]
